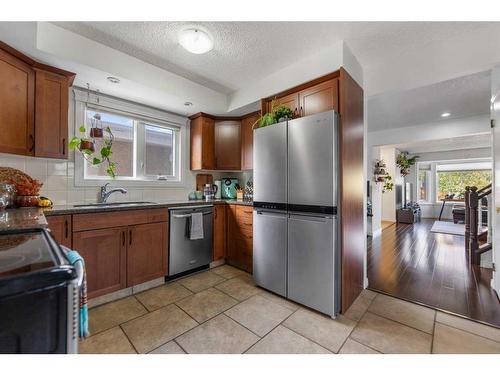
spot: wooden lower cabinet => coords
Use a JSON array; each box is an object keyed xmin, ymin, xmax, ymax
[
  {"xmin": 127, "ymin": 222, "xmax": 168, "ymax": 287},
  {"xmin": 226, "ymin": 205, "xmax": 253, "ymax": 272},
  {"xmin": 213, "ymin": 204, "xmax": 226, "ymax": 261},
  {"xmin": 70, "ymin": 208, "xmax": 169, "ymax": 299},
  {"xmin": 73, "ymin": 227, "xmax": 127, "ymax": 299},
  {"xmin": 46, "ymin": 214, "xmax": 72, "ymax": 248}
]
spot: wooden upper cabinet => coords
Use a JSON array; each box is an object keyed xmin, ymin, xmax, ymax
[
  {"xmin": 127, "ymin": 222, "xmax": 168, "ymax": 287},
  {"xmin": 190, "ymin": 114, "xmax": 215, "ymax": 170},
  {"xmin": 34, "ymin": 69, "xmax": 70, "ymax": 159},
  {"xmin": 298, "ymin": 78, "xmax": 339, "ymax": 117},
  {"xmin": 213, "ymin": 204, "xmax": 226, "ymax": 261},
  {"xmin": 0, "ymin": 41, "xmax": 75, "ymax": 159},
  {"xmin": 0, "ymin": 47, "xmax": 35, "ymax": 156},
  {"xmin": 240, "ymin": 112, "xmax": 259, "ymax": 170},
  {"xmin": 215, "ymin": 120, "xmax": 241, "ymax": 170},
  {"xmin": 274, "ymin": 92, "xmax": 299, "ymax": 115},
  {"xmin": 46, "ymin": 214, "xmax": 72, "ymax": 248}
]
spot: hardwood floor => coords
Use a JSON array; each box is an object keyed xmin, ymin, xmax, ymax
[{"xmin": 368, "ymin": 219, "xmax": 500, "ymax": 327}]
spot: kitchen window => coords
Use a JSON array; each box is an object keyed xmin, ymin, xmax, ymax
[{"xmin": 81, "ymin": 107, "xmax": 181, "ymax": 183}]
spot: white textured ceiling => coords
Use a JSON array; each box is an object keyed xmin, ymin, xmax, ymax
[
  {"xmin": 367, "ymin": 70, "xmax": 491, "ymax": 132},
  {"xmin": 393, "ymin": 133, "xmax": 491, "ymax": 154},
  {"xmin": 54, "ymin": 22, "xmax": 500, "ymax": 97}
]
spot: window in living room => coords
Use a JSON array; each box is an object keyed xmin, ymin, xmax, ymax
[
  {"xmin": 435, "ymin": 161, "xmax": 492, "ymax": 201},
  {"xmin": 417, "ymin": 163, "xmax": 431, "ymax": 203}
]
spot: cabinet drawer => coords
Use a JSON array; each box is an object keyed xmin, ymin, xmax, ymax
[
  {"xmin": 73, "ymin": 208, "xmax": 167, "ymax": 232},
  {"xmin": 148, "ymin": 208, "xmax": 169, "ymax": 223}
]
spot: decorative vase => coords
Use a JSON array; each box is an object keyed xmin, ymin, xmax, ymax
[{"xmin": 15, "ymin": 195, "xmax": 40, "ymax": 207}]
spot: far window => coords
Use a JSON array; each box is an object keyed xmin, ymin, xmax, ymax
[
  {"xmin": 417, "ymin": 163, "xmax": 431, "ymax": 203},
  {"xmin": 83, "ymin": 109, "xmax": 180, "ymax": 181},
  {"xmin": 436, "ymin": 162, "xmax": 492, "ymax": 201}
]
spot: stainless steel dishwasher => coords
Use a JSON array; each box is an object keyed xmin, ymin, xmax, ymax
[{"xmin": 169, "ymin": 205, "xmax": 213, "ymax": 277}]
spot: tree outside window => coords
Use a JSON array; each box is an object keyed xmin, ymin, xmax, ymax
[{"xmin": 436, "ymin": 170, "xmax": 491, "ymax": 200}]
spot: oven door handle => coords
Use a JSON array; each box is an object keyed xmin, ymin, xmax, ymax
[
  {"xmin": 61, "ymin": 246, "xmax": 85, "ymax": 288},
  {"xmin": 74, "ymin": 259, "xmax": 85, "ymax": 288}
]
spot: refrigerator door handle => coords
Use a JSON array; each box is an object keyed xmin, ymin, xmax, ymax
[
  {"xmin": 289, "ymin": 213, "xmax": 333, "ymax": 222},
  {"xmin": 256, "ymin": 210, "xmax": 287, "ymax": 217}
]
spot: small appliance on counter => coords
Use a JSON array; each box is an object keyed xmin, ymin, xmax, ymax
[
  {"xmin": 221, "ymin": 178, "xmax": 239, "ymax": 199},
  {"xmin": 0, "ymin": 228, "xmax": 84, "ymax": 353},
  {"xmin": 214, "ymin": 180, "xmax": 222, "ymax": 199},
  {"xmin": 203, "ymin": 183, "xmax": 218, "ymax": 201}
]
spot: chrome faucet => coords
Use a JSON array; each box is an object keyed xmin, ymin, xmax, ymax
[{"xmin": 99, "ymin": 183, "xmax": 127, "ymax": 203}]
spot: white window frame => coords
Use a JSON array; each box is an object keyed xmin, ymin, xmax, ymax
[
  {"xmin": 416, "ymin": 162, "xmax": 433, "ymax": 204},
  {"xmin": 73, "ymin": 87, "xmax": 189, "ymax": 188},
  {"xmin": 434, "ymin": 161, "xmax": 492, "ymax": 204}
]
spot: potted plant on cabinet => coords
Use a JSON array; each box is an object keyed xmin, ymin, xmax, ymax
[{"xmin": 253, "ymin": 99, "xmax": 294, "ymax": 128}]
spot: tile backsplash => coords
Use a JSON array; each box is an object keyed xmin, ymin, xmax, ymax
[{"xmin": 0, "ymin": 153, "xmax": 252, "ymax": 205}]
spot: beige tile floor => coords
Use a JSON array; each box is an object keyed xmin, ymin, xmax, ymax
[{"xmin": 79, "ymin": 265, "xmax": 500, "ymax": 354}]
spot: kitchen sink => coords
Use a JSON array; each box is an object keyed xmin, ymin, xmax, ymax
[{"xmin": 73, "ymin": 201, "xmax": 158, "ymax": 208}]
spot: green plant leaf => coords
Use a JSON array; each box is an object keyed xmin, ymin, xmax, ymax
[
  {"xmin": 100, "ymin": 147, "xmax": 111, "ymax": 157},
  {"xmin": 81, "ymin": 148, "xmax": 93, "ymax": 155},
  {"xmin": 92, "ymin": 157, "xmax": 101, "ymax": 165},
  {"xmin": 68, "ymin": 137, "xmax": 81, "ymax": 150},
  {"xmin": 79, "ymin": 125, "xmax": 86, "ymax": 133}
]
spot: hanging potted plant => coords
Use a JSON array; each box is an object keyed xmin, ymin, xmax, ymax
[
  {"xmin": 69, "ymin": 125, "xmax": 117, "ymax": 178},
  {"xmin": 396, "ymin": 152, "xmax": 419, "ymax": 177},
  {"xmin": 89, "ymin": 113, "xmax": 104, "ymax": 138},
  {"xmin": 373, "ymin": 159, "xmax": 394, "ymax": 193}
]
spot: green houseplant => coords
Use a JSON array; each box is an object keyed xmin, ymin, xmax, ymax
[
  {"xmin": 253, "ymin": 99, "xmax": 294, "ymax": 129},
  {"xmin": 396, "ymin": 152, "xmax": 419, "ymax": 177},
  {"xmin": 69, "ymin": 125, "xmax": 117, "ymax": 178}
]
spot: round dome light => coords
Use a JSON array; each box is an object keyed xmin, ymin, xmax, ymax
[{"xmin": 179, "ymin": 28, "xmax": 213, "ymax": 54}]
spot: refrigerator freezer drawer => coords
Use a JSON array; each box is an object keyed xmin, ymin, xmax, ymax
[
  {"xmin": 287, "ymin": 213, "xmax": 337, "ymax": 317},
  {"xmin": 253, "ymin": 209, "xmax": 287, "ymax": 297}
]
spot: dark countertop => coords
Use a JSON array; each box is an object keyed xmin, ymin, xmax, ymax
[
  {"xmin": 0, "ymin": 208, "xmax": 48, "ymax": 232},
  {"xmin": 43, "ymin": 199, "xmax": 253, "ymax": 216},
  {"xmin": 0, "ymin": 199, "xmax": 253, "ymax": 232}
]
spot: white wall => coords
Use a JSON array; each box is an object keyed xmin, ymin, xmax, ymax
[
  {"xmin": 380, "ymin": 147, "xmax": 399, "ymax": 222},
  {"xmin": 369, "ymin": 146, "xmax": 383, "ymax": 236},
  {"xmin": 368, "ymin": 115, "xmax": 491, "ymax": 148}
]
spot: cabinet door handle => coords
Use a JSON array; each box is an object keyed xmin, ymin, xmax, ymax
[
  {"xmin": 64, "ymin": 219, "xmax": 68, "ymax": 239},
  {"xmin": 122, "ymin": 231, "xmax": 125, "ymax": 246},
  {"xmin": 129, "ymin": 229, "xmax": 132, "ymax": 245},
  {"xmin": 28, "ymin": 134, "xmax": 35, "ymax": 152},
  {"xmin": 62, "ymin": 138, "xmax": 66, "ymax": 155},
  {"xmin": 300, "ymin": 106, "xmax": 303, "ymax": 117}
]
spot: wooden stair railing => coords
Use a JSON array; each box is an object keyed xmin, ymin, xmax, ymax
[{"xmin": 465, "ymin": 184, "xmax": 492, "ymax": 265}]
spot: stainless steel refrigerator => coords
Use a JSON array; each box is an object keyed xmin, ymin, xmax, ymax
[{"xmin": 253, "ymin": 110, "xmax": 339, "ymax": 317}]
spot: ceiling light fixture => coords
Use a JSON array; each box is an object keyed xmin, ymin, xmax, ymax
[
  {"xmin": 441, "ymin": 112, "xmax": 451, "ymax": 118},
  {"xmin": 107, "ymin": 76, "xmax": 120, "ymax": 84},
  {"xmin": 179, "ymin": 28, "xmax": 213, "ymax": 54}
]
